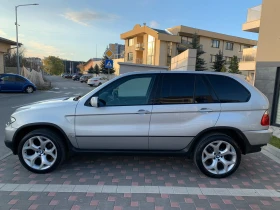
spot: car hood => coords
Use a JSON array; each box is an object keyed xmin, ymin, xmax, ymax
[{"xmin": 15, "ymin": 97, "xmax": 77, "ymax": 112}]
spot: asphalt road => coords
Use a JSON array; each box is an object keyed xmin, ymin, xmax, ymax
[{"xmin": 0, "ymin": 76, "xmax": 93, "ymax": 158}]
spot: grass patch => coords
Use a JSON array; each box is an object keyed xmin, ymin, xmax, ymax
[{"xmin": 270, "ymin": 136, "xmax": 280, "ymax": 149}]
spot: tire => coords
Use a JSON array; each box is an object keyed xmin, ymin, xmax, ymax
[
  {"xmin": 98, "ymin": 83, "xmax": 102, "ymax": 86},
  {"xmin": 18, "ymin": 129, "xmax": 66, "ymax": 174},
  {"xmin": 194, "ymin": 133, "xmax": 241, "ymax": 178},
  {"xmin": 25, "ymin": 86, "xmax": 34, "ymax": 93}
]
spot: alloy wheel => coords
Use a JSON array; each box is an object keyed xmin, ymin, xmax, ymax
[
  {"xmin": 22, "ymin": 136, "xmax": 57, "ymax": 170},
  {"xmin": 202, "ymin": 140, "xmax": 237, "ymax": 175}
]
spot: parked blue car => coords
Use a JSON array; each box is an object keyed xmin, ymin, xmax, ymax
[{"xmin": 0, "ymin": 73, "xmax": 36, "ymax": 93}]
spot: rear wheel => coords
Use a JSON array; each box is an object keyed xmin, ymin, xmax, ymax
[
  {"xmin": 25, "ymin": 86, "xmax": 34, "ymax": 93},
  {"xmin": 98, "ymin": 83, "xmax": 102, "ymax": 86},
  {"xmin": 18, "ymin": 129, "xmax": 66, "ymax": 174},
  {"xmin": 194, "ymin": 133, "xmax": 241, "ymax": 178}
]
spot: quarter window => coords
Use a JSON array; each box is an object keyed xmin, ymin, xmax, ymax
[
  {"xmin": 16, "ymin": 76, "xmax": 26, "ymax": 82},
  {"xmin": 207, "ymin": 75, "xmax": 251, "ymax": 103},
  {"xmin": 159, "ymin": 74, "xmax": 195, "ymax": 104},
  {"xmin": 212, "ymin": 39, "xmax": 220, "ymax": 48}
]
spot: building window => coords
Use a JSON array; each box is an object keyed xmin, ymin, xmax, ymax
[
  {"xmin": 127, "ymin": 52, "xmax": 133, "ymax": 61},
  {"xmin": 210, "ymin": 55, "xmax": 217, "ymax": 63},
  {"xmin": 212, "ymin": 39, "xmax": 220, "ymax": 48},
  {"xmin": 181, "ymin": 36, "xmax": 193, "ymax": 45},
  {"xmin": 225, "ymin": 57, "xmax": 232, "ymax": 64},
  {"xmin": 147, "ymin": 35, "xmax": 155, "ymax": 65},
  {"xmin": 226, "ymin": 42, "xmax": 234, "ymax": 50},
  {"xmin": 128, "ymin": 38, "xmax": 134, "ymax": 46}
]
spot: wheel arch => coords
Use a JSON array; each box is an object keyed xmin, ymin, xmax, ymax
[
  {"xmin": 12, "ymin": 123, "xmax": 72, "ymax": 155},
  {"xmin": 188, "ymin": 126, "xmax": 250, "ymax": 156}
]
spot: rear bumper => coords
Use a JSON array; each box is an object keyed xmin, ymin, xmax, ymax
[
  {"xmin": 243, "ymin": 129, "xmax": 272, "ymax": 154},
  {"xmin": 243, "ymin": 129, "xmax": 273, "ymax": 145}
]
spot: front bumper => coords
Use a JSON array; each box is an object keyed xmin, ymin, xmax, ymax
[{"xmin": 4, "ymin": 125, "xmax": 17, "ymax": 154}]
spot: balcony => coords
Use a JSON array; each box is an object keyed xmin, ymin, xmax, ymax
[
  {"xmin": 239, "ymin": 48, "xmax": 257, "ymax": 71},
  {"xmin": 135, "ymin": 43, "xmax": 144, "ymax": 51},
  {"xmin": 242, "ymin": 5, "xmax": 261, "ymax": 33}
]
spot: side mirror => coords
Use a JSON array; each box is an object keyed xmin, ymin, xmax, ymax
[{"xmin": 90, "ymin": 97, "xmax": 98, "ymax": 107}]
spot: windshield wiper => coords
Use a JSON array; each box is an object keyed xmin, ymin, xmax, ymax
[{"xmin": 73, "ymin": 95, "xmax": 83, "ymax": 101}]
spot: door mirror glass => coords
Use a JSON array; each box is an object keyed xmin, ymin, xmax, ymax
[{"xmin": 90, "ymin": 97, "xmax": 99, "ymax": 107}]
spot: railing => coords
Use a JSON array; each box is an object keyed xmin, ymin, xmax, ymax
[
  {"xmin": 135, "ymin": 43, "xmax": 144, "ymax": 50},
  {"xmin": 246, "ymin": 5, "xmax": 262, "ymax": 22},
  {"xmin": 242, "ymin": 48, "xmax": 257, "ymax": 62}
]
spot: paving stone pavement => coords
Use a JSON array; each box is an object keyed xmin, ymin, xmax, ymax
[{"xmin": 0, "ymin": 152, "xmax": 279, "ymax": 209}]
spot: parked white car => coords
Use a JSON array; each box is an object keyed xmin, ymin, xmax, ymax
[{"xmin": 87, "ymin": 76, "xmax": 107, "ymax": 87}]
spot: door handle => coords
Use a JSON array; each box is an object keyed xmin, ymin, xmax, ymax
[
  {"xmin": 199, "ymin": 108, "xmax": 213, "ymax": 112},
  {"xmin": 137, "ymin": 109, "xmax": 150, "ymax": 114}
]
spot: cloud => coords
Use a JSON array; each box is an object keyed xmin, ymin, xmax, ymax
[
  {"xmin": 149, "ymin": 20, "xmax": 159, "ymax": 28},
  {"xmin": 61, "ymin": 10, "xmax": 119, "ymax": 26},
  {"xmin": 0, "ymin": 29, "xmax": 7, "ymax": 37}
]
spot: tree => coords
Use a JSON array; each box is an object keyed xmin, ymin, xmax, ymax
[
  {"xmin": 4, "ymin": 47, "xmax": 30, "ymax": 68},
  {"xmin": 221, "ymin": 65, "xmax": 227, "ymax": 72},
  {"xmin": 212, "ymin": 50, "xmax": 225, "ymax": 72},
  {"xmin": 100, "ymin": 53, "xmax": 115, "ymax": 74},
  {"xmin": 88, "ymin": 66, "xmax": 94, "ymax": 74},
  {"xmin": 228, "ymin": 56, "xmax": 241, "ymax": 74},
  {"xmin": 190, "ymin": 33, "xmax": 207, "ymax": 71},
  {"xmin": 43, "ymin": 56, "xmax": 64, "ymax": 75},
  {"xmin": 93, "ymin": 64, "xmax": 100, "ymax": 75}
]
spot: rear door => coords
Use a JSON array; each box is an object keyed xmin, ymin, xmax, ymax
[{"xmin": 149, "ymin": 73, "xmax": 221, "ymax": 150}]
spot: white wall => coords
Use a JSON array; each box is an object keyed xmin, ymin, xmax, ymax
[
  {"xmin": 170, "ymin": 49, "xmax": 197, "ymax": 71},
  {"xmin": 118, "ymin": 62, "xmax": 168, "ymax": 75}
]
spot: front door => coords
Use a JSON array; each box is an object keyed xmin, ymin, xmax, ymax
[
  {"xmin": 0, "ymin": 75, "xmax": 16, "ymax": 91},
  {"xmin": 149, "ymin": 73, "xmax": 221, "ymax": 150},
  {"xmin": 75, "ymin": 74, "xmax": 158, "ymax": 150}
]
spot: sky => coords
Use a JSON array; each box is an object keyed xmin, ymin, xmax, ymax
[{"xmin": 0, "ymin": 0, "xmax": 262, "ymax": 62}]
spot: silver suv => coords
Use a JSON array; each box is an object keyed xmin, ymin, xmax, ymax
[{"xmin": 5, "ymin": 71, "xmax": 272, "ymax": 178}]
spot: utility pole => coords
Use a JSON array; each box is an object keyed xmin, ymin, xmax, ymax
[{"xmin": 15, "ymin": 3, "xmax": 39, "ymax": 75}]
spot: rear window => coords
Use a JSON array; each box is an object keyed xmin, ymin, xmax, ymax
[{"xmin": 206, "ymin": 75, "xmax": 251, "ymax": 103}]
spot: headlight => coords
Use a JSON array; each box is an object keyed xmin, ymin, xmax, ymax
[{"xmin": 6, "ymin": 117, "xmax": 16, "ymax": 126}]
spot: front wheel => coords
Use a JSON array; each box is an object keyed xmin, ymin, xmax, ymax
[
  {"xmin": 194, "ymin": 133, "xmax": 241, "ymax": 178},
  {"xmin": 18, "ymin": 129, "xmax": 66, "ymax": 174}
]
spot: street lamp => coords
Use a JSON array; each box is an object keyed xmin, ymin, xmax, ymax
[{"xmin": 15, "ymin": 3, "xmax": 39, "ymax": 75}]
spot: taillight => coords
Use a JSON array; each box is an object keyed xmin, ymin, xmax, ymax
[
  {"xmin": 261, "ymin": 111, "xmax": 270, "ymax": 126},
  {"xmin": 93, "ymin": 80, "xmax": 98, "ymax": 82}
]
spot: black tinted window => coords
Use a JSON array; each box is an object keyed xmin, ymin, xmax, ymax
[
  {"xmin": 194, "ymin": 75, "xmax": 216, "ymax": 103},
  {"xmin": 16, "ymin": 76, "xmax": 26, "ymax": 82},
  {"xmin": 2, "ymin": 76, "xmax": 15, "ymax": 82},
  {"xmin": 207, "ymin": 75, "xmax": 250, "ymax": 103},
  {"xmin": 159, "ymin": 74, "xmax": 195, "ymax": 104}
]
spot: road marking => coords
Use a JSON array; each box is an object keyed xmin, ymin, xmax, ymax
[
  {"xmin": 63, "ymin": 87, "xmax": 68, "ymax": 89},
  {"xmin": 64, "ymin": 92, "xmax": 72, "ymax": 95},
  {"xmin": 0, "ymin": 184, "xmax": 279, "ymax": 196},
  {"xmin": 53, "ymin": 87, "xmax": 59, "ymax": 90}
]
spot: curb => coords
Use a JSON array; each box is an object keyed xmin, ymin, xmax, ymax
[
  {"xmin": 261, "ymin": 144, "xmax": 280, "ymax": 164},
  {"xmin": 0, "ymin": 152, "xmax": 12, "ymax": 161}
]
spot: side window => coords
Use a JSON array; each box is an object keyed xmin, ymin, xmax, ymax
[
  {"xmin": 2, "ymin": 76, "xmax": 15, "ymax": 82},
  {"xmin": 207, "ymin": 75, "xmax": 251, "ymax": 103},
  {"xmin": 194, "ymin": 75, "xmax": 217, "ymax": 103},
  {"xmin": 159, "ymin": 74, "xmax": 195, "ymax": 104},
  {"xmin": 16, "ymin": 76, "xmax": 26, "ymax": 82},
  {"xmin": 96, "ymin": 75, "xmax": 156, "ymax": 106}
]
